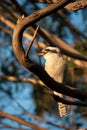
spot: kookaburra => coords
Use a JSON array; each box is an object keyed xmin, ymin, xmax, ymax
[{"xmin": 37, "ymin": 46, "xmax": 67, "ymax": 117}]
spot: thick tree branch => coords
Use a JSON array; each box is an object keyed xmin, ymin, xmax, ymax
[
  {"xmin": 11, "ymin": 0, "xmax": 87, "ymax": 40},
  {"xmin": 0, "ymin": 15, "xmax": 45, "ymax": 48},
  {"xmin": 32, "ymin": 0, "xmax": 87, "ymax": 10},
  {"xmin": 12, "ymin": 1, "xmax": 87, "ymax": 101},
  {"xmin": 1, "ymin": 1, "xmax": 87, "ymax": 61},
  {"xmin": 1, "ymin": 74, "xmax": 87, "ymax": 106},
  {"xmin": 1, "ymin": 14, "xmax": 87, "ymax": 62},
  {"xmin": 53, "ymin": 95, "xmax": 87, "ymax": 106},
  {"xmin": 65, "ymin": 0, "xmax": 87, "ymax": 11},
  {"xmin": 37, "ymin": 27, "xmax": 87, "ymax": 61}
]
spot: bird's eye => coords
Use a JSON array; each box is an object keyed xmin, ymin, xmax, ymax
[{"xmin": 45, "ymin": 48, "xmax": 50, "ymax": 52}]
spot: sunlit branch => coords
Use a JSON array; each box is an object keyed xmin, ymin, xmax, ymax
[
  {"xmin": 12, "ymin": 0, "xmax": 87, "ymax": 101},
  {"xmin": 0, "ymin": 75, "xmax": 44, "ymax": 86},
  {"xmin": 1, "ymin": 14, "xmax": 87, "ymax": 62},
  {"xmin": 0, "ymin": 110, "xmax": 47, "ymax": 130}
]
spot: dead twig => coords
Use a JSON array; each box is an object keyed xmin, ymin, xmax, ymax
[{"xmin": 25, "ymin": 25, "xmax": 39, "ymax": 58}]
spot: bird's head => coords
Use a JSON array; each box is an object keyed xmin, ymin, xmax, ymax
[{"xmin": 36, "ymin": 46, "xmax": 62, "ymax": 59}]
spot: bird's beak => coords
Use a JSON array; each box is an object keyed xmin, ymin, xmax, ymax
[
  {"xmin": 35, "ymin": 49, "xmax": 46, "ymax": 56},
  {"xmin": 35, "ymin": 52, "xmax": 44, "ymax": 56}
]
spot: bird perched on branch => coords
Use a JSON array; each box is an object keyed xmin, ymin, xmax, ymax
[{"xmin": 37, "ymin": 46, "xmax": 67, "ymax": 117}]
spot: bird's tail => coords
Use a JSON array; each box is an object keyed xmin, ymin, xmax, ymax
[
  {"xmin": 58, "ymin": 102, "xmax": 67, "ymax": 117},
  {"xmin": 54, "ymin": 91, "xmax": 67, "ymax": 117}
]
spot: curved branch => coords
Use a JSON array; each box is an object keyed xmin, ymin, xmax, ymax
[
  {"xmin": 37, "ymin": 27, "xmax": 87, "ymax": 61},
  {"xmin": 53, "ymin": 95, "xmax": 87, "ymax": 106},
  {"xmin": 12, "ymin": 1, "xmax": 87, "ymax": 101},
  {"xmin": 4, "ymin": 0, "xmax": 87, "ymax": 61}
]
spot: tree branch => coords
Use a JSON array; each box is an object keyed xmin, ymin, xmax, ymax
[
  {"xmin": 1, "ymin": 8, "xmax": 87, "ymax": 61},
  {"xmin": 53, "ymin": 95, "xmax": 87, "ymax": 106},
  {"xmin": 32, "ymin": 0, "xmax": 87, "ymax": 11},
  {"xmin": 37, "ymin": 27, "xmax": 87, "ymax": 61},
  {"xmin": 0, "ymin": 75, "xmax": 44, "ymax": 86},
  {"xmin": 25, "ymin": 25, "xmax": 39, "ymax": 58},
  {"xmin": 12, "ymin": 1, "xmax": 87, "ymax": 101},
  {"xmin": 65, "ymin": 0, "xmax": 87, "ymax": 11},
  {"xmin": 0, "ymin": 110, "xmax": 47, "ymax": 130}
]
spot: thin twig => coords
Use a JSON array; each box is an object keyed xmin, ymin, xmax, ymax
[
  {"xmin": 0, "ymin": 74, "xmax": 44, "ymax": 86},
  {"xmin": 0, "ymin": 110, "xmax": 47, "ymax": 130},
  {"xmin": 25, "ymin": 25, "xmax": 39, "ymax": 58},
  {"xmin": 11, "ymin": 97, "xmax": 70, "ymax": 130}
]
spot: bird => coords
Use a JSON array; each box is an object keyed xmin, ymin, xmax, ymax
[{"xmin": 37, "ymin": 46, "xmax": 67, "ymax": 117}]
